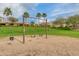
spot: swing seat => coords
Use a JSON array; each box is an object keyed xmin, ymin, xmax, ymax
[{"xmin": 9, "ymin": 37, "xmax": 14, "ymax": 41}]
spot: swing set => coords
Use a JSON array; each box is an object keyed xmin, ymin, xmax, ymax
[{"xmin": 8, "ymin": 16, "xmax": 48, "ymax": 44}]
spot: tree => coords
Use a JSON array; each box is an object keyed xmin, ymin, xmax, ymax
[
  {"xmin": 30, "ymin": 21, "xmax": 35, "ymax": 26},
  {"xmin": 8, "ymin": 16, "xmax": 18, "ymax": 23},
  {"xmin": 3, "ymin": 7, "xmax": 14, "ymax": 41},
  {"xmin": 3, "ymin": 7, "xmax": 12, "ymax": 23},
  {"xmin": 53, "ymin": 17, "xmax": 66, "ymax": 27},
  {"xmin": 8, "ymin": 16, "xmax": 18, "ymax": 26},
  {"xmin": 0, "ymin": 17, "xmax": 3, "ymax": 22},
  {"xmin": 42, "ymin": 13, "xmax": 47, "ymax": 39},
  {"xmin": 23, "ymin": 11, "xmax": 29, "ymax": 44},
  {"xmin": 0, "ymin": 17, "xmax": 3, "ymax": 26},
  {"xmin": 36, "ymin": 13, "xmax": 42, "ymax": 25},
  {"xmin": 35, "ymin": 13, "xmax": 42, "ymax": 37},
  {"xmin": 66, "ymin": 15, "xmax": 79, "ymax": 29},
  {"xmin": 36, "ymin": 13, "xmax": 41, "ymax": 18},
  {"xmin": 3, "ymin": 7, "xmax": 12, "ymax": 16},
  {"xmin": 42, "ymin": 13, "xmax": 47, "ymax": 18}
]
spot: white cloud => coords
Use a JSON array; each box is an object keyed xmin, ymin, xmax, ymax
[
  {"xmin": 0, "ymin": 3, "xmax": 38, "ymax": 17},
  {"xmin": 0, "ymin": 4, "xmax": 25, "ymax": 17},
  {"xmin": 0, "ymin": 3, "xmax": 39, "ymax": 22},
  {"xmin": 50, "ymin": 4, "xmax": 79, "ymax": 17},
  {"xmin": 51, "ymin": 9, "xmax": 79, "ymax": 17}
]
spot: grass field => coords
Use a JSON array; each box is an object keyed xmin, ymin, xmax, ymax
[{"xmin": 0, "ymin": 26, "xmax": 79, "ymax": 38}]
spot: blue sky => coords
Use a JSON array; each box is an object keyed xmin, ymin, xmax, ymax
[{"xmin": 0, "ymin": 3, "xmax": 79, "ymax": 23}]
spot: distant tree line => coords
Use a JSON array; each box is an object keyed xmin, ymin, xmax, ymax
[{"xmin": 51, "ymin": 15, "xmax": 79, "ymax": 30}]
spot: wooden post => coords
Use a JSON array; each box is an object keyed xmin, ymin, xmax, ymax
[
  {"xmin": 23, "ymin": 16, "xmax": 25, "ymax": 44},
  {"xmin": 45, "ymin": 19, "xmax": 47, "ymax": 39}
]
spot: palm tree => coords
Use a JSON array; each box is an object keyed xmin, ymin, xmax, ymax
[
  {"xmin": 42, "ymin": 13, "xmax": 47, "ymax": 39},
  {"xmin": 3, "ymin": 7, "xmax": 12, "ymax": 16},
  {"xmin": 42, "ymin": 13, "xmax": 47, "ymax": 18},
  {"xmin": 3, "ymin": 7, "xmax": 14, "ymax": 41},
  {"xmin": 36, "ymin": 13, "xmax": 42, "ymax": 36},
  {"xmin": 36, "ymin": 13, "xmax": 41, "ymax": 18},
  {"xmin": 23, "ymin": 11, "xmax": 29, "ymax": 44},
  {"xmin": 36, "ymin": 13, "xmax": 41, "ymax": 25}
]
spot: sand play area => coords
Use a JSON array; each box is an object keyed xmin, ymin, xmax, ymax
[{"xmin": 0, "ymin": 35, "xmax": 79, "ymax": 56}]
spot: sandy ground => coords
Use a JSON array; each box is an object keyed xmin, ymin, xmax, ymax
[{"xmin": 0, "ymin": 35, "xmax": 79, "ymax": 56}]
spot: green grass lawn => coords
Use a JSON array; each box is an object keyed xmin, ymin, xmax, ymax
[{"xmin": 0, "ymin": 26, "xmax": 79, "ymax": 38}]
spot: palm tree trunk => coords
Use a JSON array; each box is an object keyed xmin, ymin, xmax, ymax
[{"xmin": 23, "ymin": 16, "xmax": 25, "ymax": 44}]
